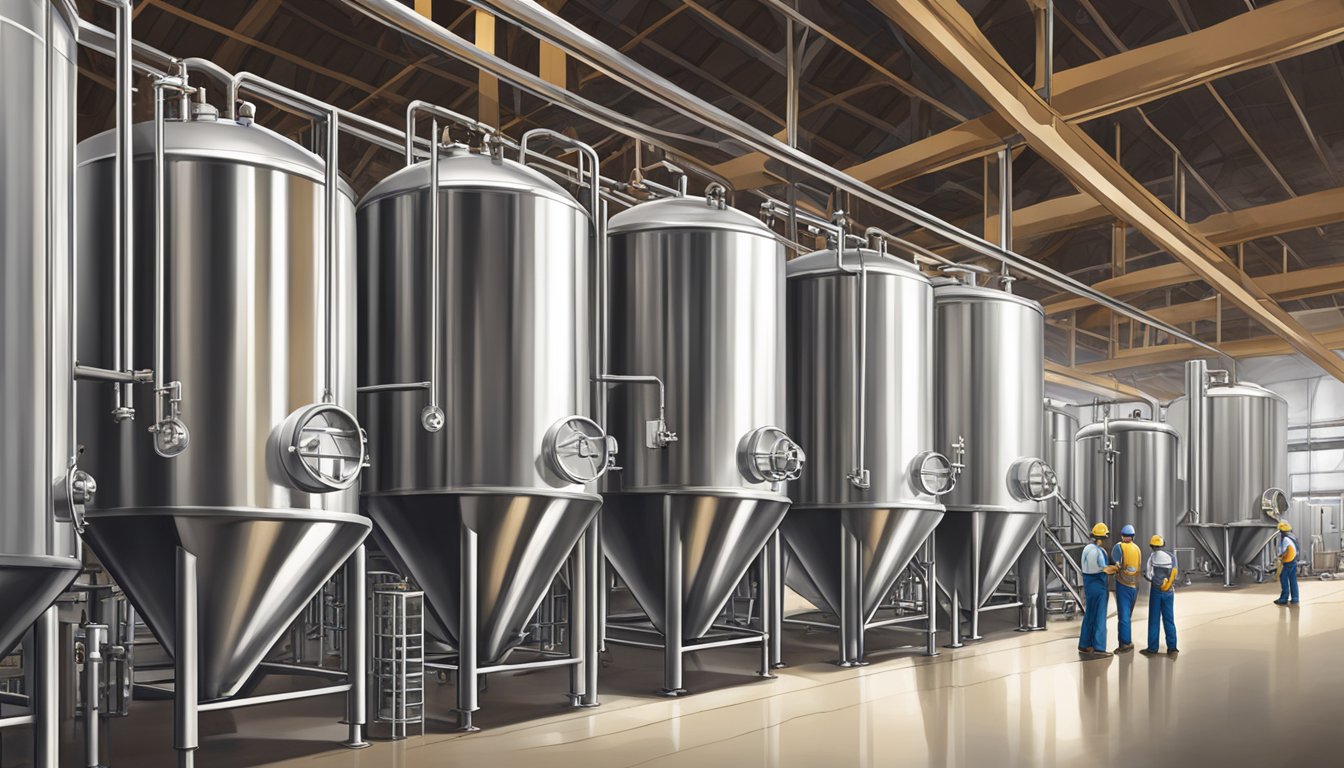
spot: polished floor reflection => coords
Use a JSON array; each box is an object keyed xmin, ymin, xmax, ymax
[{"xmin": 26, "ymin": 578, "xmax": 1342, "ymax": 767}]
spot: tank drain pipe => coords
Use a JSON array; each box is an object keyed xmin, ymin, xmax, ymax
[
  {"xmin": 762, "ymin": 199, "xmax": 869, "ymax": 489},
  {"xmin": 228, "ymin": 73, "xmax": 342, "ymax": 407},
  {"xmin": 1184, "ymin": 359, "xmax": 1207, "ymax": 527},
  {"xmin": 147, "ymin": 67, "xmax": 194, "ymax": 458},
  {"xmin": 72, "ymin": 1, "xmax": 142, "ymax": 421}
]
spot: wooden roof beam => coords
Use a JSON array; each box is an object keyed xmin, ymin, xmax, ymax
[
  {"xmin": 714, "ymin": 0, "xmax": 1344, "ymax": 191},
  {"xmin": 874, "ymin": 0, "xmax": 1344, "ymax": 383}
]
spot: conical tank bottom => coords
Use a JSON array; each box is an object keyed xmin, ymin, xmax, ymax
[
  {"xmin": 365, "ymin": 492, "xmax": 600, "ymax": 665},
  {"xmin": 80, "ymin": 508, "xmax": 370, "ymax": 701},
  {"xmin": 602, "ymin": 493, "xmax": 790, "ymax": 641},
  {"xmin": 781, "ymin": 506, "xmax": 944, "ymax": 620},
  {"xmin": 0, "ymin": 555, "xmax": 80, "ymax": 658},
  {"xmin": 1186, "ymin": 523, "xmax": 1280, "ymax": 574},
  {"xmin": 934, "ymin": 509, "xmax": 1044, "ymax": 611}
]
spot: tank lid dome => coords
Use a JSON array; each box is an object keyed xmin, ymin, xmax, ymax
[
  {"xmin": 1075, "ymin": 418, "xmax": 1180, "ymax": 440},
  {"xmin": 932, "ymin": 281, "xmax": 1045, "ymax": 316},
  {"xmin": 359, "ymin": 146, "xmax": 585, "ymax": 212},
  {"xmin": 78, "ymin": 119, "xmax": 354, "ymax": 197},
  {"xmin": 607, "ymin": 195, "xmax": 774, "ymax": 237},
  {"xmin": 786, "ymin": 247, "xmax": 929, "ymax": 281},
  {"xmin": 1208, "ymin": 380, "xmax": 1287, "ymax": 403}
]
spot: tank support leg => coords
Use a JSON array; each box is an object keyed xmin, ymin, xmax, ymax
[
  {"xmin": 923, "ymin": 532, "xmax": 939, "ymax": 657},
  {"xmin": 34, "ymin": 606, "xmax": 60, "ymax": 768},
  {"xmin": 839, "ymin": 519, "xmax": 866, "ymax": 667},
  {"xmin": 1223, "ymin": 528, "xmax": 1235, "ymax": 588},
  {"xmin": 598, "ymin": 514, "xmax": 608, "ymax": 653},
  {"xmin": 175, "ymin": 548, "xmax": 198, "ymax": 768},
  {"xmin": 756, "ymin": 539, "xmax": 774, "ymax": 678},
  {"xmin": 570, "ymin": 519, "xmax": 600, "ymax": 707},
  {"xmin": 342, "ymin": 545, "xmax": 369, "ymax": 748},
  {"xmin": 456, "ymin": 525, "xmax": 480, "ymax": 731},
  {"xmin": 84, "ymin": 622, "xmax": 107, "ymax": 768},
  {"xmin": 660, "ymin": 498, "xmax": 687, "ymax": 696},
  {"xmin": 969, "ymin": 520, "xmax": 983, "ymax": 641},
  {"xmin": 768, "ymin": 532, "xmax": 785, "ymax": 669},
  {"xmin": 945, "ymin": 587, "xmax": 964, "ymax": 649}
]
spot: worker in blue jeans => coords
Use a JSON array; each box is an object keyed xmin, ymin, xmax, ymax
[
  {"xmin": 1140, "ymin": 535, "xmax": 1178, "ymax": 657},
  {"xmin": 1274, "ymin": 520, "xmax": 1300, "ymax": 605},
  {"xmin": 1110, "ymin": 524, "xmax": 1141, "ymax": 653},
  {"xmin": 1079, "ymin": 522, "xmax": 1118, "ymax": 659}
]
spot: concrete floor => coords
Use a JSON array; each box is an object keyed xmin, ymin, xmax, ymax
[{"xmin": 6, "ymin": 577, "xmax": 1341, "ymax": 767}]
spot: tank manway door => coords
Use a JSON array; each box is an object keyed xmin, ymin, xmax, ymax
[
  {"xmin": 543, "ymin": 415, "xmax": 615, "ymax": 485},
  {"xmin": 911, "ymin": 451, "xmax": 957, "ymax": 496},
  {"xmin": 739, "ymin": 426, "xmax": 806, "ymax": 490},
  {"xmin": 1009, "ymin": 457, "xmax": 1059, "ymax": 502},
  {"xmin": 276, "ymin": 403, "xmax": 368, "ymax": 493}
]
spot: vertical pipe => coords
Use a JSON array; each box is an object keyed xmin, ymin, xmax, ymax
[
  {"xmin": 84, "ymin": 624, "xmax": 105, "ymax": 768},
  {"xmin": 1223, "ymin": 527, "xmax": 1235, "ymax": 588},
  {"xmin": 997, "ymin": 148, "xmax": 1012, "ymax": 254},
  {"xmin": 34, "ymin": 607, "xmax": 60, "ymax": 768},
  {"xmin": 969, "ymin": 519, "xmax": 983, "ymax": 640},
  {"xmin": 342, "ymin": 545, "xmax": 369, "ymax": 748},
  {"xmin": 1035, "ymin": 0, "xmax": 1054, "ymax": 101},
  {"xmin": 947, "ymin": 589, "xmax": 963, "ymax": 649},
  {"xmin": 1185, "ymin": 360, "xmax": 1206, "ymax": 528},
  {"xmin": 323, "ymin": 112, "xmax": 339, "ymax": 403},
  {"xmin": 153, "ymin": 77, "xmax": 167, "ymax": 429},
  {"xmin": 428, "ymin": 120, "xmax": 441, "ymax": 418},
  {"xmin": 112, "ymin": 0, "xmax": 135, "ymax": 419},
  {"xmin": 457, "ymin": 525, "xmax": 480, "ymax": 731},
  {"xmin": 661, "ymin": 497, "xmax": 685, "ymax": 695},
  {"xmin": 784, "ymin": 17, "xmax": 798, "ymax": 245},
  {"xmin": 174, "ymin": 548, "xmax": 198, "ymax": 768}
]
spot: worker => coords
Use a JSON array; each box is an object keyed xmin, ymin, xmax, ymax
[
  {"xmin": 1274, "ymin": 520, "xmax": 1300, "ymax": 606},
  {"xmin": 1140, "ymin": 535, "xmax": 1178, "ymax": 657},
  {"xmin": 1110, "ymin": 524, "xmax": 1141, "ymax": 653},
  {"xmin": 1079, "ymin": 522, "xmax": 1118, "ymax": 659}
]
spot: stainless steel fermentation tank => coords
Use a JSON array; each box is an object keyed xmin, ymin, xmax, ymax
[
  {"xmin": 1074, "ymin": 417, "xmax": 1179, "ymax": 551},
  {"xmin": 0, "ymin": 4, "xmax": 81, "ymax": 764},
  {"xmin": 601, "ymin": 192, "xmax": 802, "ymax": 695},
  {"xmin": 933, "ymin": 277, "xmax": 1054, "ymax": 645},
  {"xmin": 0, "ymin": 0, "xmax": 82, "ymax": 662},
  {"xmin": 75, "ymin": 114, "xmax": 371, "ymax": 708},
  {"xmin": 1043, "ymin": 403, "xmax": 1080, "ymax": 540},
  {"xmin": 1174, "ymin": 360, "xmax": 1288, "ymax": 585},
  {"xmin": 783, "ymin": 244, "xmax": 949, "ymax": 665},
  {"xmin": 359, "ymin": 120, "xmax": 607, "ymax": 729}
]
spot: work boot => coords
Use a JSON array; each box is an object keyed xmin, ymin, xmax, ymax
[
  {"xmin": 1166, "ymin": 648, "xmax": 1179, "ymax": 657},
  {"xmin": 1081, "ymin": 649, "xmax": 1112, "ymax": 660},
  {"xmin": 1115, "ymin": 643, "xmax": 1134, "ymax": 654},
  {"xmin": 1139, "ymin": 648, "xmax": 1158, "ymax": 657},
  {"xmin": 1078, "ymin": 647, "xmax": 1094, "ymax": 655},
  {"xmin": 1274, "ymin": 600, "xmax": 1289, "ymax": 605}
]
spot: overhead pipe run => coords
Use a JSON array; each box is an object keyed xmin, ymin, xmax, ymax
[{"xmin": 383, "ymin": 0, "xmax": 1225, "ymax": 360}]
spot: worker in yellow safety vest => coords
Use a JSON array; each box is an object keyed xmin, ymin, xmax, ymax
[
  {"xmin": 1110, "ymin": 524, "xmax": 1141, "ymax": 653},
  {"xmin": 1140, "ymin": 535, "xmax": 1178, "ymax": 657},
  {"xmin": 1274, "ymin": 520, "xmax": 1300, "ymax": 606}
]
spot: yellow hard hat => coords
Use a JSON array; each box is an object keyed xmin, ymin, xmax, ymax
[
  {"xmin": 1150, "ymin": 535, "xmax": 1165, "ymax": 547},
  {"xmin": 1091, "ymin": 522, "xmax": 1110, "ymax": 538},
  {"xmin": 1278, "ymin": 520, "xmax": 1293, "ymax": 532}
]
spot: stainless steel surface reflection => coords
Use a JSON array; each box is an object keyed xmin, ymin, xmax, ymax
[
  {"xmin": 601, "ymin": 195, "xmax": 794, "ymax": 641},
  {"xmin": 0, "ymin": 0, "xmax": 81, "ymax": 656},
  {"xmin": 357, "ymin": 148, "xmax": 599, "ymax": 661},
  {"xmin": 933, "ymin": 282, "xmax": 1047, "ymax": 617},
  {"xmin": 782, "ymin": 247, "xmax": 944, "ymax": 631},
  {"xmin": 75, "ymin": 118, "xmax": 368, "ymax": 699}
]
